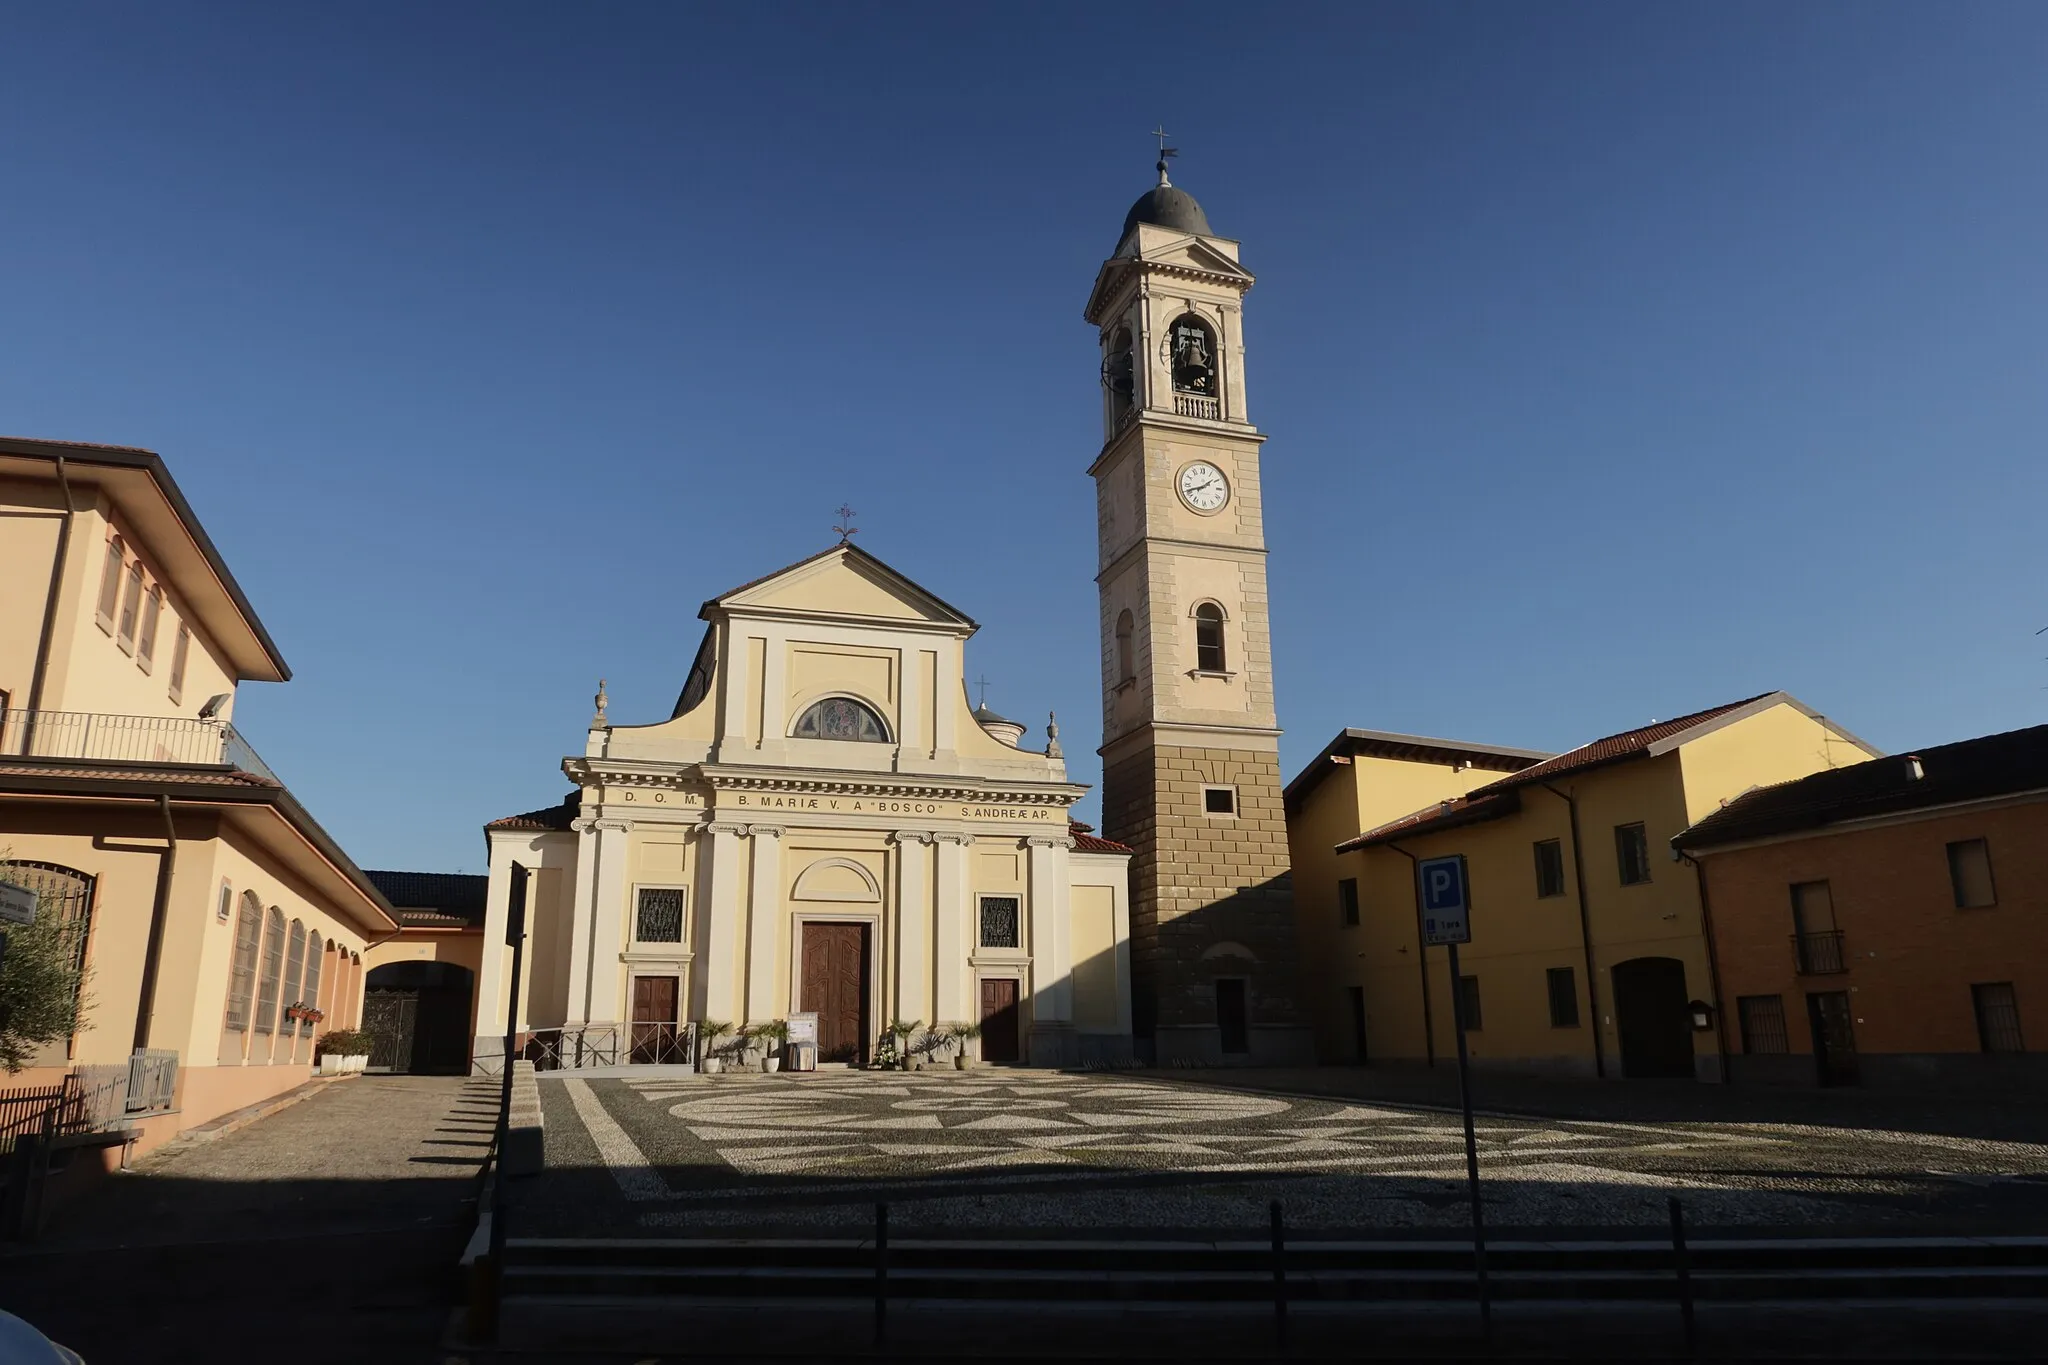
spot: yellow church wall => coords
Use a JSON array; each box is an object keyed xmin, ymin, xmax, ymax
[
  {"xmin": 1070, "ymin": 882, "xmax": 1119, "ymax": 1032},
  {"xmin": 787, "ymin": 642, "xmax": 898, "ymax": 735}
]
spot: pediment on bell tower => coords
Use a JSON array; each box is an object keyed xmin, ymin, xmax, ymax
[{"xmin": 1085, "ymin": 238, "xmax": 1254, "ymax": 324}]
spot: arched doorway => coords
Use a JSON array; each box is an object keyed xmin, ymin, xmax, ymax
[
  {"xmin": 363, "ymin": 961, "xmax": 475, "ymax": 1074},
  {"xmin": 1611, "ymin": 957, "xmax": 1694, "ymax": 1079}
]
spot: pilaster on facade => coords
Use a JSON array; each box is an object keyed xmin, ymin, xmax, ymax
[
  {"xmin": 891, "ymin": 829, "xmax": 936, "ymax": 1022},
  {"xmin": 700, "ymin": 821, "xmax": 747, "ymax": 1021},
  {"xmin": 585, "ymin": 819, "xmax": 632, "ymax": 1026},
  {"xmin": 743, "ymin": 823, "xmax": 785, "ymax": 1022},
  {"xmin": 933, "ymin": 831, "xmax": 973, "ymax": 1023}
]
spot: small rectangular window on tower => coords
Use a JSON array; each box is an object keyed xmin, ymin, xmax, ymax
[
  {"xmin": 1203, "ymin": 786, "xmax": 1237, "ymax": 817},
  {"xmin": 1338, "ymin": 877, "xmax": 1360, "ymax": 927}
]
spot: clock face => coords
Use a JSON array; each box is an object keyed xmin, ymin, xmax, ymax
[{"xmin": 1178, "ymin": 461, "xmax": 1229, "ymax": 512}]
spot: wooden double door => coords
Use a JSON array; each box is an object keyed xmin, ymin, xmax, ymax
[
  {"xmin": 630, "ymin": 975, "xmax": 683, "ymax": 1065},
  {"xmin": 801, "ymin": 922, "xmax": 871, "ymax": 1064}
]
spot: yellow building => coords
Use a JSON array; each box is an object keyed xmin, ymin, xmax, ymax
[
  {"xmin": 0, "ymin": 436, "xmax": 397, "ymax": 1154},
  {"xmin": 1289, "ymin": 693, "xmax": 1879, "ymax": 1080},
  {"xmin": 476, "ymin": 542, "xmax": 1134, "ymax": 1071}
]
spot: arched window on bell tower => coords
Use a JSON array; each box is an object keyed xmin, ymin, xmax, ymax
[
  {"xmin": 1101, "ymin": 325, "xmax": 1135, "ymax": 432},
  {"xmin": 1167, "ymin": 313, "xmax": 1219, "ymax": 411},
  {"xmin": 1193, "ymin": 601, "xmax": 1227, "ymax": 674}
]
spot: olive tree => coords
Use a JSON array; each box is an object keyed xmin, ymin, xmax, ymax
[{"xmin": 0, "ymin": 856, "xmax": 91, "ymax": 1072}]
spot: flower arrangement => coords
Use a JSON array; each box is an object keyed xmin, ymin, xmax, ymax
[{"xmin": 285, "ymin": 1002, "xmax": 325, "ymax": 1024}]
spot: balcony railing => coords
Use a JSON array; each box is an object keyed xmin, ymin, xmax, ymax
[
  {"xmin": 0, "ymin": 709, "xmax": 279, "ymax": 784},
  {"xmin": 1173, "ymin": 393, "xmax": 1221, "ymax": 420},
  {"xmin": 1792, "ymin": 929, "xmax": 1848, "ymax": 975}
]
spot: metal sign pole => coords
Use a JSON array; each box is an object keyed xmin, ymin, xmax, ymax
[
  {"xmin": 484, "ymin": 863, "xmax": 528, "ymax": 1340},
  {"xmin": 1447, "ymin": 938, "xmax": 1490, "ymax": 1331}
]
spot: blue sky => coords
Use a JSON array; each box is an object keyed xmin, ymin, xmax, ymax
[{"xmin": 4, "ymin": 3, "xmax": 2044, "ymax": 872}]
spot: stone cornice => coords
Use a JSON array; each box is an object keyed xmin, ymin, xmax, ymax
[
  {"xmin": 562, "ymin": 757, "xmax": 705, "ymax": 791},
  {"xmin": 697, "ymin": 764, "xmax": 1084, "ymax": 808},
  {"xmin": 1088, "ymin": 415, "xmax": 1265, "ymax": 479}
]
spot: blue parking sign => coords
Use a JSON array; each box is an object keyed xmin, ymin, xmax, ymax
[{"xmin": 1418, "ymin": 855, "xmax": 1471, "ymax": 945}]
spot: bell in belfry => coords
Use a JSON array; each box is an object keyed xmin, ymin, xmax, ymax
[{"xmin": 1174, "ymin": 329, "xmax": 1212, "ymax": 392}]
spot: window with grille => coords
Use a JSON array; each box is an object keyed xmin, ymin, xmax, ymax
[
  {"xmin": 1534, "ymin": 839, "xmax": 1565, "ymax": 898},
  {"xmin": 169, "ymin": 623, "xmax": 191, "ymax": 704},
  {"xmin": 281, "ymin": 920, "xmax": 307, "ymax": 1031},
  {"xmin": 253, "ymin": 907, "xmax": 285, "ymax": 1034},
  {"xmin": 225, "ymin": 891, "xmax": 262, "ymax": 1030},
  {"xmin": 1738, "ymin": 995, "xmax": 1789, "ymax": 1054},
  {"xmin": 1614, "ymin": 822, "xmax": 1652, "ymax": 885},
  {"xmin": 793, "ymin": 696, "xmax": 888, "ymax": 742},
  {"xmin": 636, "ymin": 888, "xmax": 685, "ymax": 943},
  {"xmin": 1973, "ymin": 982, "xmax": 2024, "ymax": 1054},
  {"xmin": 979, "ymin": 895, "xmax": 1021, "ymax": 949},
  {"xmin": 301, "ymin": 937, "xmax": 323, "ymax": 1035},
  {"xmin": 1948, "ymin": 839, "xmax": 1996, "ymax": 908},
  {"xmin": 1338, "ymin": 877, "xmax": 1360, "ymax": 927},
  {"xmin": 1547, "ymin": 966, "xmax": 1580, "ymax": 1027},
  {"xmin": 1456, "ymin": 975, "xmax": 1483, "ymax": 1031}
]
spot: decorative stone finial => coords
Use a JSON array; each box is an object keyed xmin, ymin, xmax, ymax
[
  {"xmin": 592, "ymin": 678, "xmax": 609, "ymax": 728},
  {"xmin": 1045, "ymin": 711, "xmax": 1062, "ymax": 759}
]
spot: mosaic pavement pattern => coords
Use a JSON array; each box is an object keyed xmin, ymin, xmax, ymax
[{"xmin": 527, "ymin": 1069, "xmax": 2048, "ymax": 1233}]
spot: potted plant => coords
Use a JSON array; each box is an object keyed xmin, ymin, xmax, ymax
[
  {"xmin": 885, "ymin": 1019, "xmax": 921, "ymax": 1072},
  {"xmin": 913, "ymin": 1027, "xmax": 948, "ymax": 1071},
  {"xmin": 316, "ymin": 1028, "xmax": 372, "ymax": 1075},
  {"xmin": 698, "ymin": 1020, "xmax": 733, "ymax": 1074},
  {"xmin": 752, "ymin": 1020, "xmax": 790, "ymax": 1073},
  {"xmin": 945, "ymin": 1020, "xmax": 983, "ymax": 1070}
]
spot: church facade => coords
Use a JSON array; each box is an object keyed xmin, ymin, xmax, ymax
[
  {"xmin": 1088, "ymin": 159, "xmax": 1314, "ymax": 1064},
  {"xmin": 473, "ymin": 544, "xmax": 1135, "ymax": 1071}
]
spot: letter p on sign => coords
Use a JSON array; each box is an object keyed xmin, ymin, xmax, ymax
[{"xmin": 1417, "ymin": 855, "xmax": 1471, "ymax": 946}]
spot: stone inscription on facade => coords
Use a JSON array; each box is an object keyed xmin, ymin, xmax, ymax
[{"xmin": 721, "ymin": 793, "xmax": 1064, "ymax": 822}]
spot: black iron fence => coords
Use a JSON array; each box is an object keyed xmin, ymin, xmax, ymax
[{"xmin": 0, "ymin": 709, "xmax": 278, "ymax": 783}]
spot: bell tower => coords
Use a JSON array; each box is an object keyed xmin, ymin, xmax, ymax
[{"xmin": 1085, "ymin": 151, "xmax": 1312, "ymax": 1065}]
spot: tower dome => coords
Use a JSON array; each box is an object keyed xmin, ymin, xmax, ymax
[{"xmin": 1119, "ymin": 157, "xmax": 1213, "ymax": 243}]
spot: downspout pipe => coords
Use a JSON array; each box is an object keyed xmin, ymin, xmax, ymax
[
  {"xmin": 1383, "ymin": 842, "xmax": 1435, "ymax": 1069},
  {"xmin": 1679, "ymin": 847, "xmax": 1732, "ymax": 1083},
  {"xmin": 25, "ymin": 454, "xmax": 79, "ymax": 730},
  {"xmin": 1537, "ymin": 782, "xmax": 1606, "ymax": 1079},
  {"xmin": 134, "ymin": 794, "xmax": 178, "ymax": 1052}
]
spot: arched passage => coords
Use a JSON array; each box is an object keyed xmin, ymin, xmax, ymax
[{"xmin": 363, "ymin": 960, "xmax": 476, "ymax": 1074}]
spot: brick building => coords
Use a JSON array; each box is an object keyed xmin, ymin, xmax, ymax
[{"xmin": 1676, "ymin": 724, "xmax": 2047, "ymax": 1089}]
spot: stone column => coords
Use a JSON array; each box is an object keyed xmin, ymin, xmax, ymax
[
  {"xmin": 702, "ymin": 822, "xmax": 747, "ymax": 1022},
  {"xmin": 744, "ymin": 824, "xmax": 785, "ymax": 1022},
  {"xmin": 933, "ymin": 832, "xmax": 973, "ymax": 1024},
  {"xmin": 892, "ymin": 831, "xmax": 935, "ymax": 1023},
  {"xmin": 583, "ymin": 819, "xmax": 631, "ymax": 1029},
  {"xmin": 1027, "ymin": 833, "xmax": 1075, "ymax": 1066}
]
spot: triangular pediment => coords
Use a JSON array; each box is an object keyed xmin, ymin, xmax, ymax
[
  {"xmin": 707, "ymin": 543, "xmax": 978, "ymax": 630},
  {"xmin": 1086, "ymin": 236, "xmax": 1254, "ymax": 322},
  {"xmin": 1138, "ymin": 235, "xmax": 1252, "ymax": 280}
]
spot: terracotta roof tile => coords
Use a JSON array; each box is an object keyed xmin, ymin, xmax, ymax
[
  {"xmin": 486, "ymin": 793, "xmax": 580, "ymax": 832},
  {"xmin": 1460, "ymin": 693, "xmax": 1779, "ymax": 799},
  {"xmin": 0, "ymin": 762, "xmax": 278, "ymax": 788},
  {"xmin": 1069, "ymin": 819, "xmax": 1133, "ymax": 854},
  {"xmin": 365, "ymin": 870, "xmax": 489, "ymax": 927}
]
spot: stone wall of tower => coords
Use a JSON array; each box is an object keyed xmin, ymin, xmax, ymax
[{"xmin": 1103, "ymin": 739, "xmax": 1312, "ymax": 1064}]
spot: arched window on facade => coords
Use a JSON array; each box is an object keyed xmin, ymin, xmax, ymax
[
  {"xmin": 225, "ymin": 891, "xmax": 263, "ymax": 1031},
  {"xmin": 1194, "ymin": 602, "xmax": 1227, "ymax": 673},
  {"xmin": 0, "ymin": 863, "xmax": 95, "ymax": 1022},
  {"xmin": 792, "ymin": 696, "xmax": 889, "ymax": 743},
  {"xmin": 254, "ymin": 907, "xmax": 285, "ymax": 1035},
  {"xmin": 1114, "ymin": 610, "xmax": 1136, "ymax": 685},
  {"xmin": 300, "ymin": 935, "xmax": 323, "ymax": 1037}
]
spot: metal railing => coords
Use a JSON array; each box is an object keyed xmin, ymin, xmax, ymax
[
  {"xmin": 1792, "ymin": 929, "xmax": 1847, "ymax": 975},
  {"xmin": 0, "ymin": 709, "xmax": 279, "ymax": 784},
  {"xmin": 125, "ymin": 1049, "xmax": 178, "ymax": 1114},
  {"xmin": 1174, "ymin": 393, "xmax": 1221, "ymax": 419}
]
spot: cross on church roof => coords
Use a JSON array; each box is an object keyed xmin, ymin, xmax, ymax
[
  {"xmin": 833, "ymin": 504, "xmax": 859, "ymax": 544},
  {"xmin": 1152, "ymin": 125, "xmax": 1179, "ymax": 184},
  {"xmin": 976, "ymin": 674, "xmax": 990, "ymax": 709}
]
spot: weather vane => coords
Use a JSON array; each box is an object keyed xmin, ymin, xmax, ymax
[
  {"xmin": 833, "ymin": 504, "xmax": 859, "ymax": 544},
  {"xmin": 1152, "ymin": 125, "xmax": 1178, "ymax": 183}
]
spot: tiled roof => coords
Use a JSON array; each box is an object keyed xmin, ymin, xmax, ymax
[
  {"xmin": 486, "ymin": 793, "xmax": 580, "ymax": 832},
  {"xmin": 1069, "ymin": 819, "xmax": 1133, "ymax": 855},
  {"xmin": 1460, "ymin": 693, "xmax": 1782, "ymax": 799},
  {"xmin": 364, "ymin": 870, "xmax": 489, "ymax": 928},
  {"xmin": 1677, "ymin": 723, "xmax": 2048, "ymax": 851},
  {"xmin": 1334, "ymin": 691, "xmax": 1866, "ymax": 853},
  {"xmin": 1283, "ymin": 728, "xmax": 1553, "ymax": 811},
  {"xmin": 0, "ymin": 762, "xmax": 278, "ymax": 788}
]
